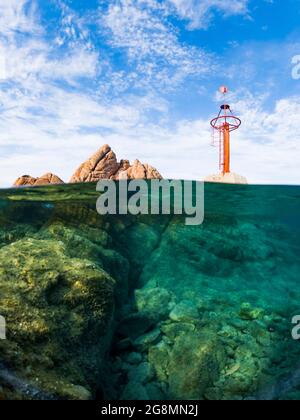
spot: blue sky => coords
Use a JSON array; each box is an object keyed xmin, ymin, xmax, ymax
[{"xmin": 0, "ymin": 0, "xmax": 300, "ymax": 185}]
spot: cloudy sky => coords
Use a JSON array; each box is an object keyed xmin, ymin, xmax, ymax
[{"xmin": 0, "ymin": 0, "xmax": 300, "ymax": 186}]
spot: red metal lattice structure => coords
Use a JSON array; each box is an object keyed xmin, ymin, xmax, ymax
[{"xmin": 210, "ymin": 87, "xmax": 241, "ymax": 174}]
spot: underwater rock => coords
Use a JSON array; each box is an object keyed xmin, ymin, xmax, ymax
[
  {"xmin": 123, "ymin": 352, "xmax": 143, "ymax": 365},
  {"xmin": 65, "ymin": 385, "xmax": 92, "ymax": 401},
  {"xmin": 135, "ymin": 288, "xmax": 176, "ymax": 322},
  {"xmin": 0, "ymin": 224, "xmax": 38, "ymax": 248},
  {"xmin": 0, "ymin": 237, "xmax": 117, "ymax": 399},
  {"xmin": 116, "ymin": 223, "xmax": 162, "ymax": 288},
  {"xmin": 218, "ymin": 325, "xmax": 239, "ymax": 339},
  {"xmin": 148, "ymin": 341, "xmax": 171, "ymax": 383},
  {"xmin": 133, "ymin": 329, "xmax": 162, "ymax": 351},
  {"xmin": 145, "ymin": 382, "xmax": 165, "ymax": 400},
  {"xmin": 111, "ymin": 358, "xmax": 123, "ymax": 373},
  {"xmin": 168, "ymin": 332, "xmax": 225, "ymax": 399},
  {"xmin": 138, "ymin": 222, "xmax": 234, "ymax": 293},
  {"xmin": 117, "ymin": 313, "xmax": 156, "ymax": 339},
  {"xmin": 37, "ymin": 222, "xmax": 130, "ymax": 305},
  {"xmin": 69, "ymin": 144, "xmax": 162, "ymax": 183},
  {"xmin": 138, "ymin": 218, "xmax": 285, "ymax": 300},
  {"xmin": 161, "ymin": 322, "xmax": 196, "ymax": 341},
  {"xmin": 0, "ymin": 363, "xmax": 56, "ymax": 400},
  {"xmin": 213, "ymin": 341, "xmax": 264, "ymax": 399},
  {"xmin": 204, "ymin": 386, "xmax": 223, "ymax": 401},
  {"xmin": 48, "ymin": 204, "xmax": 106, "ymax": 230},
  {"xmin": 114, "ymin": 338, "xmax": 132, "ymax": 352},
  {"xmin": 127, "ymin": 362, "xmax": 155, "ymax": 385},
  {"xmin": 239, "ymin": 303, "xmax": 265, "ymax": 321},
  {"xmin": 120, "ymin": 382, "xmax": 149, "ymax": 400},
  {"xmin": 13, "ymin": 173, "xmax": 64, "ymax": 187},
  {"xmin": 169, "ymin": 300, "xmax": 199, "ymax": 322}
]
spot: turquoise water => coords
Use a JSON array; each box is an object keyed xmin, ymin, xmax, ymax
[{"xmin": 0, "ymin": 182, "xmax": 299, "ymax": 400}]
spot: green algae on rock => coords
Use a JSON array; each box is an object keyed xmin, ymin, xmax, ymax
[
  {"xmin": 0, "ymin": 237, "xmax": 118, "ymax": 399},
  {"xmin": 168, "ymin": 332, "xmax": 225, "ymax": 399}
]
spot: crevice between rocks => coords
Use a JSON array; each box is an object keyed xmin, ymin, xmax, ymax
[{"xmin": 100, "ymin": 217, "xmax": 173, "ymax": 400}]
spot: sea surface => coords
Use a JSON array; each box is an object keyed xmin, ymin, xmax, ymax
[{"xmin": 0, "ymin": 182, "xmax": 299, "ymax": 400}]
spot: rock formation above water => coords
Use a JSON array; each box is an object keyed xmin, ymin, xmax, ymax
[
  {"xmin": 69, "ymin": 144, "xmax": 162, "ymax": 183},
  {"xmin": 13, "ymin": 145, "xmax": 162, "ymax": 187},
  {"xmin": 13, "ymin": 173, "xmax": 64, "ymax": 187}
]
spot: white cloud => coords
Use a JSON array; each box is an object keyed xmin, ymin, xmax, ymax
[
  {"xmin": 0, "ymin": 0, "xmax": 39, "ymax": 37},
  {"xmin": 167, "ymin": 0, "xmax": 250, "ymax": 29},
  {"xmin": 53, "ymin": 0, "xmax": 94, "ymax": 50},
  {"xmin": 0, "ymin": 0, "xmax": 98, "ymax": 85},
  {"xmin": 0, "ymin": 39, "xmax": 98, "ymax": 85},
  {"xmin": 1, "ymin": 82, "xmax": 300, "ymax": 186},
  {"xmin": 100, "ymin": 0, "xmax": 213, "ymax": 91}
]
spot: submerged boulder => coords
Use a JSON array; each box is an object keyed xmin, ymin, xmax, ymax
[
  {"xmin": 148, "ymin": 329, "xmax": 225, "ymax": 400},
  {"xmin": 168, "ymin": 332, "xmax": 225, "ymax": 399},
  {"xmin": 120, "ymin": 381, "xmax": 149, "ymax": 400},
  {"xmin": 0, "ymin": 237, "xmax": 117, "ymax": 399},
  {"xmin": 169, "ymin": 300, "xmax": 199, "ymax": 322},
  {"xmin": 148, "ymin": 341, "xmax": 171, "ymax": 383},
  {"xmin": 135, "ymin": 288, "xmax": 176, "ymax": 322},
  {"xmin": 127, "ymin": 362, "xmax": 155, "ymax": 385}
]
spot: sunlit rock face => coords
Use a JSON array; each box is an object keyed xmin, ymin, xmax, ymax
[
  {"xmin": 13, "ymin": 173, "xmax": 64, "ymax": 187},
  {"xmin": 12, "ymin": 145, "xmax": 162, "ymax": 188},
  {"xmin": 69, "ymin": 144, "xmax": 162, "ymax": 183}
]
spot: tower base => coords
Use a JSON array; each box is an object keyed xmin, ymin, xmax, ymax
[{"xmin": 205, "ymin": 172, "xmax": 248, "ymax": 185}]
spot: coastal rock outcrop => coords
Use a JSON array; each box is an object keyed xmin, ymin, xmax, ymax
[
  {"xmin": 12, "ymin": 145, "xmax": 162, "ymax": 187},
  {"xmin": 14, "ymin": 173, "xmax": 64, "ymax": 187},
  {"xmin": 70, "ymin": 145, "xmax": 162, "ymax": 183},
  {"xmin": 70, "ymin": 144, "xmax": 119, "ymax": 183},
  {"xmin": 117, "ymin": 160, "xmax": 162, "ymax": 181}
]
